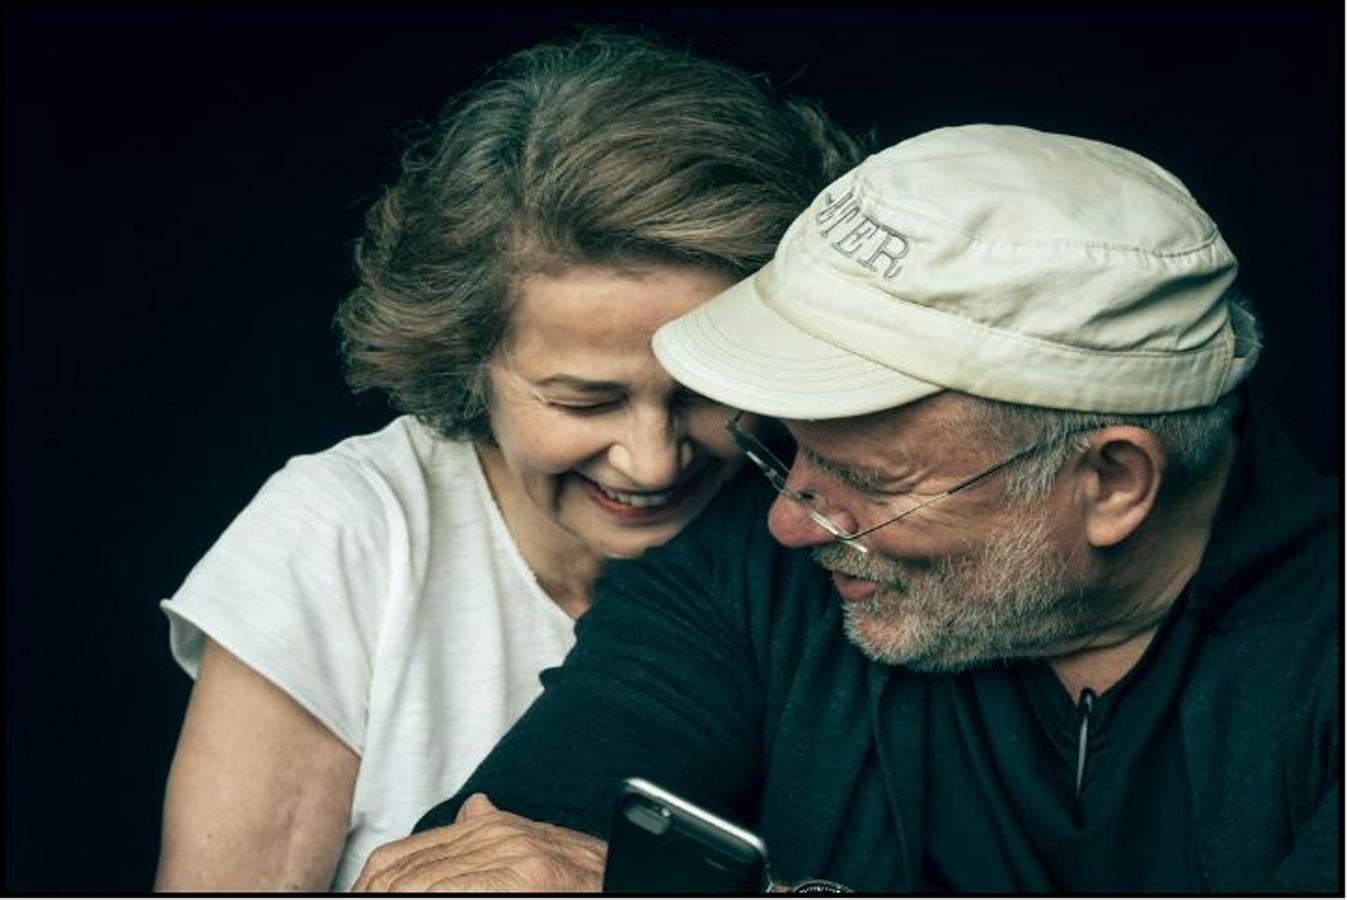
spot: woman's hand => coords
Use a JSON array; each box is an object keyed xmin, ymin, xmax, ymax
[{"xmin": 352, "ymin": 794, "xmax": 607, "ymax": 892}]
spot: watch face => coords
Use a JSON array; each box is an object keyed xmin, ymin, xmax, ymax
[{"xmin": 787, "ymin": 878, "xmax": 854, "ymax": 894}]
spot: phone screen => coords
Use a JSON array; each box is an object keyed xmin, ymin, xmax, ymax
[{"xmin": 603, "ymin": 778, "xmax": 769, "ymax": 893}]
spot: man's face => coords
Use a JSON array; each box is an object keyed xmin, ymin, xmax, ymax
[{"xmin": 768, "ymin": 395, "xmax": 1095, "ymax": 671}]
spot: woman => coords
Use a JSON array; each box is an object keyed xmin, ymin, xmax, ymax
[{"xmin": 155, "ymin": 29, "xmax": 862, "ymax": 891}]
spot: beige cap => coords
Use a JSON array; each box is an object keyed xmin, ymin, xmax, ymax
[{"xmin": 653, "ymin": 124, "xmax": 1259, "ymax": 419}]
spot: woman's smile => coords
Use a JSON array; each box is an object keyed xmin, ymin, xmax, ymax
[{"xmin": 574, "ymin": 467, "xmax": 708, "ymax": 521}]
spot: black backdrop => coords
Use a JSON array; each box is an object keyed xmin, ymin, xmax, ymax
[{"xmin": 5, "ymin": 4, "xmax": 1342, "ymax": 892}]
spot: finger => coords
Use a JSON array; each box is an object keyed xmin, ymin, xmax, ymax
[
  {"xmin": 381, "ymin": 846, "xmax": 540, "ymax": 893},
  {"xmin": 351, "ymin": 853, "xmax": 384, "ymax": 892},
  {"xmin": 381, "ymin": 825, "xmax": 559, "ymax": 887},
  {"xmin": 363, "ymin": 815, "xmax": 535, "ymax": 891},
  {"xmin": 355, "ymin": 824, "xmax": 487, "ymax": 892},
  {"xmin": 423, "ymin": 823, "xmax": 608, "ymax": 885},
  {"xmin": 455, "ymin": 792, "xmax": 496, "ymax": 822},
  {"xmin": 373, "ymin": 822, "xmax": 607, "ymax": 893},
  {"xmin": 425, "ymin": 867, "xmax": 528, "ymax": 893}
]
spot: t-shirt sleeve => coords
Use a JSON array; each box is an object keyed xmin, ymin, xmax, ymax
[
  {"xmin": 414, "ymin": 474, "xmax": 778, "ymax": 838},
  {"xmin": 160, "ymin": 452, "xmax": 398, "ymax": 755}
]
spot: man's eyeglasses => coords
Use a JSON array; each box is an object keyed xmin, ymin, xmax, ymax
[{"xmin": 726, "ymin": 412, "xmax": 1081, "ymax": 554}]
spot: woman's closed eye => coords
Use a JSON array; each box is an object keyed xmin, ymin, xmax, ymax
[
  {"xmin": 543, "ymin": 396, "xmax": 625, "ymax": 414},
  {"xmin": 542, "ymin": 388, "xmax": 715, "ymax": 416}
]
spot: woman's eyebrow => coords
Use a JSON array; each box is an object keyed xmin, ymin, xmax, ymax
[{"xmin": 532, "ymin": 375, "xmax": 627, "ymax": 392}]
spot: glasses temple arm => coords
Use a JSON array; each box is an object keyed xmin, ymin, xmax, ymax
[{"xmin": 846, "ymin": 437, "xmax": 1066, "ymax": 540}]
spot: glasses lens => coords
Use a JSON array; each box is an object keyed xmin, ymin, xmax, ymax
[
  {"xmin": 743, "ymin": 449, "xmax": 788, "ymax": 490},
  {"xmin": 727, "ymin": 415, "xmax": 865, "ymax": 547}
]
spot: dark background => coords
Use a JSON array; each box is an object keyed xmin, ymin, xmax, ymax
[{"xmin": 5, "ymin": 3, "xmax": 1341, "ymax": 892}]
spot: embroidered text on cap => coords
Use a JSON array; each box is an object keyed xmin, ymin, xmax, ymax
[{"xmin": 816, "ymin": 188, "xmax": 909, "ymax": 280}]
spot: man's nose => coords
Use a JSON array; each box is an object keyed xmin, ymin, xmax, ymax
[
  {"xmin": 767, "ymin": 492, "xmax": 827, "ymax": 547},
  {"xmin": 765, "ymin": 465, "xmax": 861, "ymax": 548}
]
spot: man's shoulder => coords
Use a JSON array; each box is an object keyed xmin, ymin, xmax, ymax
[
  {"xmin": 1186, "ymin": 405, "xmax": 1338, "ymax": 707},
  {"xmin": 593, "ymin": 466, "xmax": 845, "ymax": 681},
  {"xmin": 674, "ymin": 465, "xmax": 780, "ymax": 546},
  {"xmin": 1196, "ymin": 401, "xmax": 1339, "ymax": 631},
  {"xmin": 620, "ymin": 466, "xmax": 814, "ymax": 588}
]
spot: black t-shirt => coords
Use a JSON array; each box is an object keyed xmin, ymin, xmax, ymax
[{"xmin": 922, "ymin": 592, "xmax": 1205, "ymax": 891}]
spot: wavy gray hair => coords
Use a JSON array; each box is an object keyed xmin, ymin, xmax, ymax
[{"xmin": 337, "ymin": 28, "xmax": 866, "ymax": 442}]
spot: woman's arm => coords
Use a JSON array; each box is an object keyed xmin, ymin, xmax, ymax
[{"xmin": 155, "ymin": 639, "xmax": 359, "ymax": 891}]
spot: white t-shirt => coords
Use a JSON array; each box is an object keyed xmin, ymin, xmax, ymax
[{"xmin": 160, "ymin": 416, "xmax": 577, "ymax": 890}]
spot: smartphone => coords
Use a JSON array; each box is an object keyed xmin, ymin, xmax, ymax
[{"xmin": 603, "ymin": 777, "xmax": 770, "ymax": 894}]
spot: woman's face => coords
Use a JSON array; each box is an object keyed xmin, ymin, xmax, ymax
[{"xmin": 485, "ymin": 263, "xmax": 749, "ymax": 560}]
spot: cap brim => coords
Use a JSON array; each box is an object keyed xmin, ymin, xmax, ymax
[{"xmin": 652, "ymin": 263, "xmax": 941, "ymax": 420}]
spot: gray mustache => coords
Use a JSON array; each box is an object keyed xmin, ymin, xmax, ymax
[{"xmin": 811, "ymin": 544, "xmax": 874, "ymax": 580}]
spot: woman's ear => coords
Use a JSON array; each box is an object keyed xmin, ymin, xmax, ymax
[{"xmin": 1077, "ymin": 426, "xmax": 1167, "ymax": 549}]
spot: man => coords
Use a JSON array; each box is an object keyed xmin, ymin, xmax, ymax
[{"xmin": 354, "ymin": 125, "xmax": 1339, "ymax": 893}]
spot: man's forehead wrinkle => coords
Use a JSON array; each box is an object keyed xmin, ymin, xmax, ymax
[
  {"xmin": 789, "ymin": 405, "xmax": 977, "ymax": 494},
  {"xmin": 798, "ymin": 443, "xmax": 893, "ymax": 490}
]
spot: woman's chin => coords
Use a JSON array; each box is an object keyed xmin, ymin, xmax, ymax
[{"xmin": 587, "ymin": 519, "xmax": 689, "ymax": 560}]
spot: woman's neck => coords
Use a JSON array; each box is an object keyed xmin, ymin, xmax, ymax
[{"xmin": 475, "ymin": 442, "xmax": 605, "ymax": 619}]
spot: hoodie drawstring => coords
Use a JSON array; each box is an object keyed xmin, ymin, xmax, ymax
[{"xmin": 1075, "ymin": 687, "xmax": 1097, "ymax": 799}]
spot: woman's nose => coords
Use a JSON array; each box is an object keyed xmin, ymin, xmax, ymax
[{"xmin": 606, "ymin": 412, "xmax": 693, "ymax": 488}]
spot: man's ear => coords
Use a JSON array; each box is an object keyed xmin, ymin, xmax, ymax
[{"xmin": 1077, "ymin": 426, "xmax": 1166, "ymax": 549}]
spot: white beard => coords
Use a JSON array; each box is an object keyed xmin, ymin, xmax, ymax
[{"xmin": 813, "ymin": 502, "xmax": 1091, "ymax": 671}]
